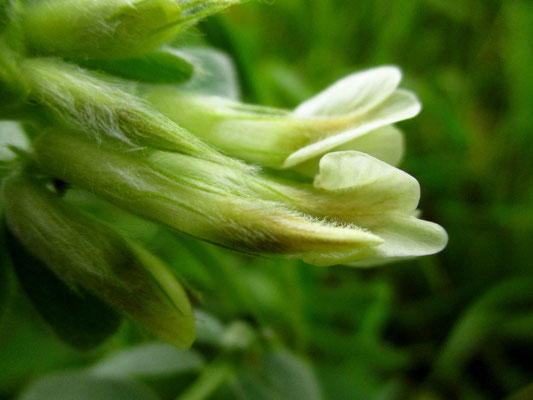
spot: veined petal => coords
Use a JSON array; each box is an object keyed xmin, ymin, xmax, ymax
[
  {"xmin": 294, "ymin": 66, "xmax": 402, "ymax": 118},
  {"xmin": 284, "ymin": 90, "xmax": 421, "ymax": 168}
]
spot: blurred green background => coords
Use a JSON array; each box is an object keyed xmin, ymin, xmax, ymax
[{"xmin": 1, "ymin": 0, "xmax": 533, "ymax": 399}]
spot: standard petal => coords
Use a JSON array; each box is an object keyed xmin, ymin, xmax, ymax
[
  {"xmin": 284, "ymin": 90, "xmax": 421, "ymax": 168},
  {"xmin": 293, "ymin": 66, "xmax": 402, "ymax": 117}
]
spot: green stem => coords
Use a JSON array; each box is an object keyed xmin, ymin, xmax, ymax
[{"xmin": 177, "ymin": 361, "xmax": 233, "ymax": 400}]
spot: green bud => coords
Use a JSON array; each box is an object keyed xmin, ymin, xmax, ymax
[
  {"xmin": 22, "ymin": 0, "xmax": 241, "ymax": 58},
  {"xmin": 0, "ymin": 39, "xmax": 30, "ymax": 117},
  {"xmin": 2, "ymin": 172, "xmax": 195, "ymax": 348},
  {"xmin": 145, "ymin": 66, "xmax": 418, "ymax": 173},
  {"xmin": 4, "ymin": 220, "xmax": 123, "ymax": 349},
  {"xmin": 34, "ymin": 131, "xmax": 447, "ymax": 266}
]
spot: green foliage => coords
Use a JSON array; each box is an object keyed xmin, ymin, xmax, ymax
[
  {"xmin": 92, "ymin": 342, "xmax": 204, "ymax": 379},
  {"xmin": 78, "ymin": 49, "xmax": 194, "ymax": 84},
  {"xmin": 19, "ymin": 372, "xmax": 160, "ymax": 400}
]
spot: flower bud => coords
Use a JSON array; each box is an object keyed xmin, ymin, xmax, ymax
[
  {"xmin": 2, "ymin": 172, "xmax": 195, "ymax": 348},
  {"xmin": 22, "ymin": 0, "xmax": 241, "ymax": 58}
]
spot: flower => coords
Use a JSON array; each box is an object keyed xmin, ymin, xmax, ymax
[
  {"xmin": 34, "ymin": 130, "xmax": 447, "ymax": 266},
  {"xmin": 144, "ymin": 66, "xmax": 419, "ymax": 174}
]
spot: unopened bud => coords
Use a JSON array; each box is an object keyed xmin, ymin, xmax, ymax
[{"xmin": 2, "ymin": 172, "xmax": 195, "ymax": 348}]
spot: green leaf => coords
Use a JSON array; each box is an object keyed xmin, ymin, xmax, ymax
[
  {"xmin": 174, "ymin": 46, "xmax": 240, "ymax": 99},
  {"xmin": 78, "ymin": 48, "xmax": 194, "ymax": 84},
  {"xmin": 92, "ymin": 342, "xmax": 204, "ymax": 379},
  {"xmin": 22, "ymin": 0, "xmax": 183, "ymax": 58},
  {"xmin": 0, "ymin": 223, "xmax": 11, "ymax": 323},
  {"xmin": 194, "ymin": 310, "xmax": 226, "ymax": 345},
  {"xmin": 20, "ymin": 371, "xmax": 159, "ymax": 400},
  {"xmin": 4, "ymin": 221, "xmax": 122, "ymax": 350},
  {"xmin": 231, "ymin": 349, "xmax": 323, "ymax": 400}
]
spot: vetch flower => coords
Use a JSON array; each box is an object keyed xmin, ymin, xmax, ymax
[
  {"xmin": 34, "ymin": 130, "xmax": 447, "ymax": 266},
  {"xmin": 0, "ymin": 0, "xmax": 448, "ymax": 354},
  {"xmin": 144, "ymin": 66, "xmax": 419, "ymax": 174}
]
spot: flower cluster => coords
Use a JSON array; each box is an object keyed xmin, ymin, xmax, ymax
[{"xmin": 0, "ymin": 0, "xmax": 447, "ymax": 347}]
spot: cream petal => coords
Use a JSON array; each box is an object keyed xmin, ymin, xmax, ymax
[
  {"xmin": 303, "ymin": 214, "xmax": 448, "ymax": 267},
  {"xmin": 284, "ymin": 90, "xmax": 421, "ymax": 168},
  {"xmin": 292, "ymin": 125, "xmax": 405, "ymax": 176},
  {"xmin": 294, "ymin": 66, "xmax": 402, "ymax": 117},
  {"xmin": 313, "ymin": 150, "xmax": 420, "ymax": 213},
  {"xmin": 328, "ymin": 125, "xmax": 404, "ymax": 166}
]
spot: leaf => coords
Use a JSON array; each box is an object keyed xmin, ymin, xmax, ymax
[
  {"xmin": 22, "ymin": 0, "xmax": 183, "ymax": 58},
  {"xmin": 0, "ymin": 223, "xmax": 10, "ymax": 323},
  {"xmin": 231, "ymin": 349, "xmax": 323, "ymax": 400},
  {"xmin": 92, "ymin": 342, "xmax": 204, "ymax": 379},
  {"xmin": 4, "ymin": 221, "xmax": 122, "ymax": 350},
  {"xmin": 78, "ymin": 48, "xmax": 194, "ymax": 84},
  {"xmin": 19, "ymin": 371, "xmax": 159, "ymax": 400},
  {"xmin": 194, "ymin": 310, "xmax": 226, "ymax": 345},
  {"xmin": 177, "ymin": 0, "xmax": 243, "ymax": 33},
  {"xmin": 174, "ymin": 46, "xmax": 240, "ymax": 100}
]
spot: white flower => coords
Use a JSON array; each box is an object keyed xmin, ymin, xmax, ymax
[
  {"xmin": 34, "ymin": 130, "xmax": 447, "ymax": 266},
  {"xmin": 145, "ymin": 66, "xmax": 419, "ymax": 174}
]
